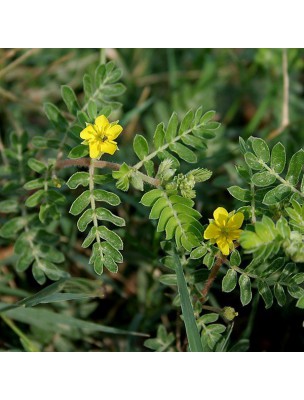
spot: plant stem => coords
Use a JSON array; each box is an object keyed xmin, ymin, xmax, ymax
[
  {"xmin": 250, "ymin": 182, "xmax": 256, "ymax": 223},
  {"xmin": 201, "ymin": 253, "xmax": 226, "ymax": 301},
  {"xmin": 89, "ymin": 160, "xmax": 100, "ymax": 244},
  {"xmin": 261, "ymin": 160, "xmax": 304, "ymax": 198},
  {"xmin": 56, "ymin": 158, "xmax": 161, "ymax": 187}
]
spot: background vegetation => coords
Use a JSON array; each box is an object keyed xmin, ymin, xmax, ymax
[{"xmin": 0, "ymin": 48, "xmax": 303, "ymax": 351}]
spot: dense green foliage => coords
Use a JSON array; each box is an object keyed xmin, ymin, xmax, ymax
[{"xmin": 0, "ymin": 48, "xmax": 304, "ymax": 352}]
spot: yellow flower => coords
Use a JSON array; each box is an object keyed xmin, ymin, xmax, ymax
[
  {"xmin": 80, "ymin": 115, "xmax": 123, "ymax": 159},
  {"xmin": 204, "ymin": 207, "xmax": 244, "ymax": 256}
]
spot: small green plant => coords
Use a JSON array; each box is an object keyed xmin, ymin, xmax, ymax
[{"xmin": 1, "ymin": 50, "xmax": 304, "ymax": 352}]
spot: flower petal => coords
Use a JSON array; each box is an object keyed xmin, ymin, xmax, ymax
[
  {"xmin": 216, "ymin": 237, "xmax": 230, "ymax": 255},
  {"xmin": 213, "ymin": 207, "xmax": 228, "ymax": 227},
  {"xmin": 89, "ymin": 143, "xmax": 101, "ymax": 159},
  {"xmin": 80, "ymin": 125, "xmax": 95, "ymax": 140},
  {"xmin": 95, "ymin": 115, "xmax": 109, "ymax": 130},
  {"xmin": 227, "ymin": 212, "xmax": 244, "ymax": 229},
  {"xmin": 106, "ymin": 124, "xmax": 123, "ymax": 140},
  {"xmin": 204, "ymin": 223, "xmax": 221, "ymax": 239},
  {"xmin": 100, "ymin": 140, "xmax": 118, "ymax": 155},
  {"xmin": 227, "ymin": 229, "xmax": 242, "ymax": 241}
]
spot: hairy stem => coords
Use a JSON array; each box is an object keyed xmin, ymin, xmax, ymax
[
  {"xmin": 56, "ymin": 158, "xmax": 160, "ymax": 187},
  {"xmin": 250, "ymin": 183, "xmax": 256, "ymax": 223},
  {"xmin": 201, "ymin": 253, "xmax": 226, "ymax": 301},
  {"xmin": 261, "ymin": 160, "xmax": 304, "ymax": 198}
]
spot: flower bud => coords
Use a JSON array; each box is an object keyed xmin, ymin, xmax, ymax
[{"xmin": 222, "ymin": 306, "xmax": 238, "ymax": 321}]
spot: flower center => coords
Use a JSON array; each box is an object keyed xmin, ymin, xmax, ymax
[{"xmin": 92, "ymin": 125, "xmax": 108, "ymax": 142}]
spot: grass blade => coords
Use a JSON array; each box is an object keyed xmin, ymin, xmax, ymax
[{"xmin": 173, "ymin": 250, "xmax": 203, "ymax": 352}]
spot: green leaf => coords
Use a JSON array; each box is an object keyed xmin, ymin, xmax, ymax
[
  {"xmin": 32, "ymin": 136, "xmax": 60, "ymax": 149},
  {"xmin": 286, "ymin": 149, "xmax": 304, "ymax": 185},
  {"xmin": 179, "ymin": 109, "xmax": 194, "ymax": 133},
  {"xmin": 77, "ymin": 209, "xmax": 94, "ymax": 232},
  {"xmin": 0, "ymin": 217, "xmax": 27, "ymax": 238},
  {"xmin": 239, "ymin": 274, "xmax": 252, "ymax": 306},
  {"xmin": 61, "ymin": 85, "xmax": 79, "ymax": 116},
  {"xmin": 93, "ymin": 189, "xmax": 120, "ymax": 206},
  {"xmin": 2, "ymin": 304, "xmax": 147, "ymax": 337},
  {"xmin": 83, "ymin": 74, "xmax": 93, "ymax": 100},
  {"xmin": 230, "ymin": 250, "xmax": 241, "ymax": 267},
  {"xmin": 202, "ymin": 323, "xmax": 226, "ymax": 349},
  {"xmin": 165, "ymin": 112, "xmax": 179, "ymax": 142},
  {"xmin": 24, "ymin": 178, "xmax": 45, "ymax": 190},
  {"xmin": 296, "ymin": 296, "xmax": 304, "ymax": 309},
  {"xmin": 25, "ymin": 190, "xmax": 45, "ymax": 207},
  {"xmin": 257, "ymin": 280, "xmax": 273, "ymax": 309},
  {"xmin": 271, "ymin": 142, "xmax": 286, "ymax": 173},
  {"xmin": 149, "ymin": 197, "xmax": 168, "ymax": 219},
  {"xmin": 66, "ymin": 172, "xmax": 90, "ymax": 189},
  {"xmin": 102, "ymin": 82, "xmax": 125, "ymax": 97},
  {"xmin": 169, "ymin": 142, "xmax": 197, "ymax": 163},
  {"xmin": 28, "ymin": 158, "xmax": 46, "ymax": 173},
  {"xmin": 130, "ymin": 172, "xmax": 144, "ymax": 191},
  {"xmin": 203, "ymin": 253, "xmax": 215, "ymax": 270},
  {"xmin": 68, "ymin": 145, "xmax": 89, "ymax": 159},
  {"xmin": 144, "ymin": 325, "xmax": 175, "ymax": 351},
  {"xmin": 174, "ymin": 251, "xmax": 203, "ymax": 352},
  {"xmin": 274, "ymin": 283, "xmax": 286, "ymax": 307},
  {"xmin": 97, "ymin": 226, "xmax": 123, "ymax": 250},
  {"xmin": 87, "ymin": 100, "xmax": 97, "ymax": 121},
  {"xmin": 159, "ymin": 274, "xmax": 177, "ymax": 286},
  {"xmin": 153, "ymin": 123, "xmax": 165, "ymax": 149},
  {"xmin": 252, "ymin": 171, "xmax": 276, "ymax": 187},
  {"xmin": 228, "ymin": 186, "xmax": 251, "ymax": 202},
  {"xmin": 133, "ymin": 134, "xmax": 149, "ymax": 160},
  {"xmin": 140, "ymin": 189, "xmax": 163, "ymax": 207},
  {"xmin": 95, "ymin": 208, "xmax": 125, "ymax": 227},
  {"xmin": 200, "ymin": 110, "xmax": 216, "ymax": 125},
  {"xmin": 144, "ymin": 160, "xmax": 154, "ymax": 176},
  {"xmin": 251, "ymin": 137, "xmax": 270, "ymax": 162},
  {"xmin": 69, "ymin": 191, "xmax": 91, "ymax": 216},
  {"xmin": 13, "ymin": 248, "xmax": 31, "ymax": 273},
  {"xmin": 262, "ymin": 184, "xmax": 291, "ymax": 205},
  {"xmin": 190, "ymin": 246, "xmax": 207, "ymax": 259},
  {"xmin": 44, "ymin": 102, "xmax": 68, "ymax": 131},
  {"xmin": 198, "ymin": 313, "xmax": 219, "ymax": 325},
  {"xmin": 276, "ymin": 217, "xmax": 291, "ymax": 239},
  {"xmin": 0, "ymin": 199, "xmax": 19, "ymax": 213},
  {"xmin": 222, "ymin": 269, "xmax": 237, "ymax": 292},
  {"xmin": 82, "ymin": 227, "xmax": 96, "ymax": 248},
  {"xmin": 244, "ymin": 152, "xmax": 264, "ymax": 170}
]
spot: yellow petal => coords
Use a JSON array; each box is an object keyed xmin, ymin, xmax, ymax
[
  {"xmin": 80, "ymin": 125, "xmax": 95, "ymax": 140},
  {"xmin": 95, "ymin": 115, "xmax": 109, "ymax": 130},
  {"xmin": 227, "ymin": 229, "xmax": 242, "ymax": 241},
  {"xmin": 100, "ymin": 140, "xmax": 118, "ymax": 155},
  {"xmin": 204, "ymin": 223, "xmax": 221, "ymax": 239},
  {"xmin": 213, "ymin": 207, "xmax": 228, "ymax": 227},
  {"xmin": 89, "ymin": 143, "xmax": 101, "ymax": 159},
  {"xmin": 216, "ymin": 237, "xmax": 230, "ymax": 255},
  {"xmin": 227, "ymin": 212, "xmax": 244, "ymax": 230},
  {"xmin": 106, "ymin": 124, "xmax": 123, "ymax": 140}
]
